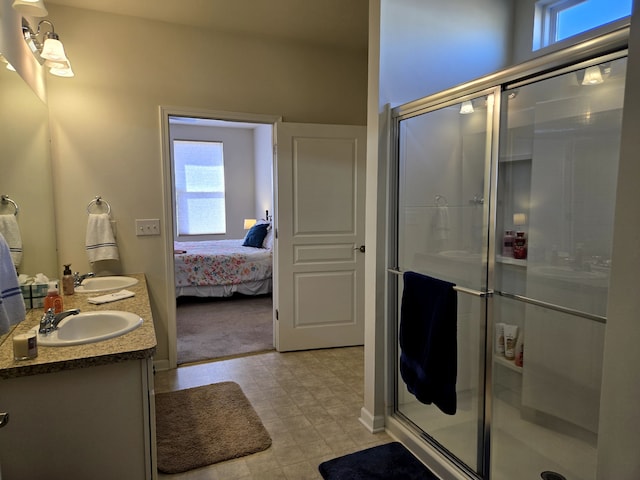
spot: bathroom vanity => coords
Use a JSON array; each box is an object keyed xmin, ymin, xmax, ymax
[{"xmin": 0, "ymin": 273, "xmax": 157, "ymax": 480}]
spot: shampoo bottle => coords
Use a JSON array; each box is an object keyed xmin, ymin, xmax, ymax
[
  {"xmin": 503, "ymin": 324, "xmax": 518, "ymax": 360},
  {"xmin": 502, "ymin": 230, "xmax": 514, "ymax": 257},
  {"xmin": 43, "ymin": 282, "xmax": 63, "ymax": 314},
  {"xmin": 62, "ymin": 264, "xmax": 74, "ymax": 296}
]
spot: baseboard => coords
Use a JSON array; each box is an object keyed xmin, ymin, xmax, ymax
[
  {"xmin": 153, "ymin": 358, "xmax": 170, "ymax": 372},
  {"xmin": 359, "ymin": 406, "xmax": 386, "ymax": 433}
]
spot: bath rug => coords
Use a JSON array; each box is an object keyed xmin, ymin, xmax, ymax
[
  {"xmin": 155, "ymin": 381, "xmax": 271, "ymax": 473},
  {"xmin": 319, "ymin": 442, "xmax": 439, "ymax": 480}
]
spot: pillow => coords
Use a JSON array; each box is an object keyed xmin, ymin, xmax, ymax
[
  {"xmin": 263, "ymin": 226, "xmax": 274, "ymax": 249},
  {"xmin": 243, "ymin": 223, "xmax": 270, "ymax": 248}
]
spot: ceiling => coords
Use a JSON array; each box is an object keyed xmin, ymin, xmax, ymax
[{"xmin": 46, "ymin": 0, "xmax": 369, "ymax": 50}]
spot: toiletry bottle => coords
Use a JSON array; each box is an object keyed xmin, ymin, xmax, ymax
[
  {"xmin": 502, "ymin": 230, "xmax": 514, "ymax": 257},
  {"xmin": 503, "ymin": 324, "xmax": 518, "ymax": 360},
  {"xmin": 44, "ymin": 282, "xmax": 63, "ymax": 314},
  {"xmin": 515, "ymin": 333, "xmax": 524, "ymax": 367},
  {"xmin": 495, "ymin": 323, "xmax": 505, "ymax": 356},
  {"xmin": 62, "ymin": 264, "xmax": 74, "ymax": 295},
  {"xmin": 513, "ymin": 231, "xmax": 527, "ymax": 259}
]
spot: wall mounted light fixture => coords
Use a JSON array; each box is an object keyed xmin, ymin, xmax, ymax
[
  {"xmin": 12, "ymin": 0, "xmax": 48, "ymax": 17},
  {"xmin": 459, "ymin": 100, "xmax": 474, "ymax": 114},
  {"xmin": 577, "ymin": 64, "xmax": 610, "ymax": 86},
  {"xmin": 20, "ymin": 18, "xmax": 74, "ymax": 77},
  {"xmin": 582, "ymin": 65, "xmax": 603, "ymax": 85}
]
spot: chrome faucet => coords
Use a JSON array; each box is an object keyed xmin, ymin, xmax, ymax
[
  {"xmin": 73, "ymin": 271, "xmax": 95, "ymax": 287},
  {"xmin": 39, "ymin": 308, "xmax": 81, "ymax": 334}
]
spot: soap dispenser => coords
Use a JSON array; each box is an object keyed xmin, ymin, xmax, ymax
[
  {"xmin": 62, "ymin": 264, "xmax": 74, "ymax": 296},
  {"xmin": 44, "ymin": 282, "xmax": 63, "ymax": 314}
]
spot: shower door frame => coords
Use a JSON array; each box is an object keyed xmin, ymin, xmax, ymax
[{"xmin": 385, "ymin": 27, "xmax": 629, "ymax": 480}]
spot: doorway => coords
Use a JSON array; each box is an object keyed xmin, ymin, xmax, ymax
[
  {"xmin": 160, "ymin": 108, "xmax": 368, "ymax": 368},
  {"xmin": 160, "ymin": 107, "xmax": 281, "ymax": 368}
]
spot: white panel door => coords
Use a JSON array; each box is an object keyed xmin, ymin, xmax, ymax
[{"xmin": 274, "ymin": 122, "xmax": 366, "ymax": 351}]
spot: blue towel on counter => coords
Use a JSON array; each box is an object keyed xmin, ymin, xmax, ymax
[
  {"xmin": 0, "ymin": 233, "xmax": 25, "ymax": 334},
  {"xmin": 400, "ymin": 271, "xmax": 457, "ymax": 415}
]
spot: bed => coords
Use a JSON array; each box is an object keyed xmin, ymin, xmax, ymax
[{"xmin": 174, "ymin": 239, "xmax": 273, "ymax": 298}]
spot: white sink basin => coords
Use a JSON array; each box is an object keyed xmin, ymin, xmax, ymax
[
  {"xmin": 35, "ymin": 310, "xmax": 143, "ymax": 346},
  {"xmin": 75, "ymin": 276, "xmax": 138, "ymax": 293}
]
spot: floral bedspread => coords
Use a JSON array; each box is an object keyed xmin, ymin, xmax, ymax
[{"xmin": 174, "ymin": 239, "xmax": 272, "ymax": 287}]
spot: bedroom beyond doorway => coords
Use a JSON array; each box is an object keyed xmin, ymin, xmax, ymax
[{"xmin": 165, "ymin": 110, "xmax": 278, "ymax": 367}]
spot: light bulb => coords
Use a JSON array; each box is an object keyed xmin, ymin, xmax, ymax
[
  {"xmin": 582, "ymin": 66, "xmax": 603, "ymax": 85},
  {"xmin": 460, "ymin": 101, "xmax": 474, "ymax": 114}
]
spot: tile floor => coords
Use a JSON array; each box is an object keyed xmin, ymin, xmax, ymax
[{"xmin": 154, "ymin": 346, "xmax": 393, "ymax": 479}]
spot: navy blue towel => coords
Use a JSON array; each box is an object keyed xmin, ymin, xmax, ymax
[{"xmin": 400, "ymin": 271, "xmax": 457, "ymax": 415}]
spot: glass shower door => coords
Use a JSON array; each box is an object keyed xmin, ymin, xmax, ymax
[
  {"xmin": 394, "ymin": 90, "xmax": 498, "ymax": 476},
  {"xmin": 492, "ymin": 55, "xmax": 626, "ymax": 480}
]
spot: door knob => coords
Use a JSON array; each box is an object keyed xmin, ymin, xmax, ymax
[
  {"xmin": 354, "ymin": 245, "xmax": 365, "ymax": 253},
  {"xmin": 0, "ymin": 412, "xmax": 8, "ymax": 428}
]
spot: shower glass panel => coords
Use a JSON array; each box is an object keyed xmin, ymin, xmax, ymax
[
  {"xmin": 492, "ymin": 56, "xmax": 626, "ymax": 480},
  {"xmin": 395, "ymin": 92, "xmax": 496, "ymax": 474}
]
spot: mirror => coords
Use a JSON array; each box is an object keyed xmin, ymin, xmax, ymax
[{"xmin": 0, "ymin": 58, "xmax": 58, "ymax": 319}]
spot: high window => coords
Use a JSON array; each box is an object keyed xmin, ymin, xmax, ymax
[
  {"xmin": 533, "ymin": 0, "xmax": 633, "ymax": 50},
  {"xmin": 173, "ymin": 140, "xmax": 226, "ymax": 235}
]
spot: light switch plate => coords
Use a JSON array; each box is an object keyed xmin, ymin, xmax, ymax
[{"xmin": 135, "ymin": 219, "xmax": 160, "ymax": 236}]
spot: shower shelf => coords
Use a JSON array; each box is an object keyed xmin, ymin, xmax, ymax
[
  {"xmin": 494, "ymin": 355, "xmax": 522, "ymax": 373},
  {"xmin": 496, "ymin": 256, "xmax": 527, "ymax": 267}
]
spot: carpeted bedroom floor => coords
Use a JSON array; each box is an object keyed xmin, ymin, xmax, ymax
[{"xmin": 176, "ymin": 294, "xmax": 274, "ymax": 364}]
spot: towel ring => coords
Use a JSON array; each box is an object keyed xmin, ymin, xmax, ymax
[
  {"xmin": 86, "ymin": 196, "xmax": 111, "ymax": 215},
  {"xmin": 0, "ymin": 195, "xmax": 18, "ymax": 216},
  {"xmin": 435, "ymin": 195, "xmax": 448, "ymax": 207}
]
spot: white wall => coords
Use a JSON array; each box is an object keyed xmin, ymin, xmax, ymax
[
  {"xmin": 253, "ymin": 124, "xmax": 274, "ymax": 220},
  {"xmin": 45, "ymin": 4, "xmax": 367, "ymax": 363},
  {"xmin": 379, "ymin": 0, "xmax": 513, "ymax": 106}
]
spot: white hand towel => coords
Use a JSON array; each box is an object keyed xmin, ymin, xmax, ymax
[
  {"xmin": 0, "ymin": 233, "xmax": 26, "ymax": 334},
  {"xmin": 0, "ymin": 214, "xmax": 23, "ymax": 267},
  {"xmin": 86, "ymin": 213, "xmax": 119, "ymax": 263},
  {"xmin": 87, "ymin": 289, "xmax": 135, "ymax": 305},
  {"xmin": 434, "ymin": 205, "xmax": 450, "ymax": 241}
]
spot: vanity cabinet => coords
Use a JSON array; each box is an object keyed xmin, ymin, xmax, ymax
[
  {"xmin": 0, "ymin": 357, "xmax": 156, "ymax": 480},
  {"xmin": 0, "ymin": 273, "xmax": 157, "ymax": 480}
]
